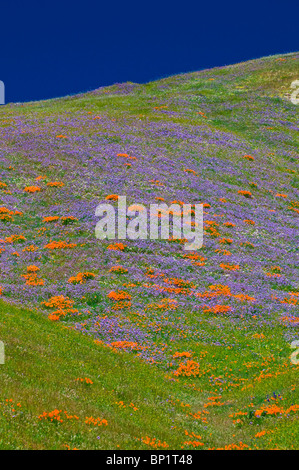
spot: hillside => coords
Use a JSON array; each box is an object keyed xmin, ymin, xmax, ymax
[{"xmin": 0, "ymin": 52, "xmax": 298, "ymax": 450}]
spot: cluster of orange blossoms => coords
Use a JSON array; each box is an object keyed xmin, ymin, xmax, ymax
[
  {"xmin": 215, "ymin": 248, "xmax": 231, "ymax": 256},
  {"xmin": 61, "ymin": 216, "xmax": 78, "ymax": 225},
  {"xmin": 43, "ymin": 216, "xmax": 60, "ymax": 223},
  {"xmin": 38, "ymin": 409, "xmax": 79, "ymax": 423},
  {"xmin": 24, "ymin": 186, "xmax": 41, "ymax": 193},
  {"xmin": 3, "ymin": 234, "xmax": 26, "ymax": 244},
  {"xmin": 22, "ymin": 265, "xmax": 44, "ymax": 286},
  {"xmin": 43, "ymin": 216, "xmax": 77, "ymax": 224},
  {"xmin": 107, "ymin": 242, "xmax": 127, "ymax": 251},
  {"xmin": 145, "ymin": 298, "xmax": 178, "ymax": 311},
  {"xmin": 46, "ymin": 181, "xmax": 64, "ymax": 187},
  {"xmin": 110, "ymin": 341, "xmax": 143, "ymax": 351},
  {"xmin": 204, "ymin": 396, "xmax": 225, "ymax": 408},
  {"xmin": 22, "ymin": 244, "xmax": 38, "ymax": 252},
  {"xmin": 183, "ymin": 430, "xmax": 204, "ymax": 448},
  {"xmin": 75, "ymin": 377, "xmax": 93, "ymax": 384},
  {"xmin": 223, "ymin": 222, "xmax": 235, "ymax": 228},
  {"xmin": 108, "ymin": 290, "xmax": 131, "ymax": 301},
  {"xmin": 174, "ymin": 360, "xmax": 201, "ymax": 377},
  {"xmin": 68, "ymin": 272, "xmax": 95, "ymax": 284},
  {"xmin": 172, "ymin": 351, "xmax": 192, "ymax": 359},
  {"xmin": 85, "ymin": 417, "xmax": 108, "ymax": 426},
  {"xmin": 202, "ymin": 305, "xmax": 232, "ymax": 314},
  {"xmin": 44, "ymin": 240, "xmax": 77, "ymax": 250},
  {"xmin": 41, "ymin": 295, "xmax": 78, "ymax": 321},
  {"xmin": 254, "ymin": 403, "xmax": 299, "ymax": 418},
  {"xmin": 219, "ymin": 238, "xmax": 233, "ymax": 244},
  {"xmin": 214, "ymin": 442, "xmax": 250, "ymax": 450},
  {"xmin": 194, "ymin": 284, "xmax": 256, "ymax": 305},
  {"xmin": 141, "ymin": 436, "xmax": 169, "ymax": 449},
  {"xmin": 220, "ymin": 263, "xmax": 240, "ymax": 271},
  {"xmin": 238, "ymin": 190, "xmax": 253, "ymax": 198},
  {"xmin": 109, "ymin": 266, "xmax": 128, "ymax": 274},
  {"xmin": 0, "ymin": 206, "xmax": 22, "ymax": 222},
  {"xmin": 115, "ymin": 401, "xmax": 138, "ymax": 411}
]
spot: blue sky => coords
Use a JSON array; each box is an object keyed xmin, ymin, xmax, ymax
[{"xmin": 0, "ymin": 0, "xmax": 298, "ymax": 102}]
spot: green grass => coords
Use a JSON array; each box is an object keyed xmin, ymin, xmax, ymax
[
  {"xmin": 0, "ymin": 300, "xmax": 298, "ymax": 450},
  {"xmin": 0, "ymin": 299, "xmax": 195, "ymax": 450}
]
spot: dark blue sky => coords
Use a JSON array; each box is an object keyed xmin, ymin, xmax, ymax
[{"xmin": 0, "ymin": 0, "xmax": 298, "ymax": 103}]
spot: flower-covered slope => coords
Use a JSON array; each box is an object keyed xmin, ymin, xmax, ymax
[{"xmin": 0, "ymin": 52, "xmax": 298, "ymax": 369}]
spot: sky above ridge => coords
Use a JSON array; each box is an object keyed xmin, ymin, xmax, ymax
[{"xmin": 0, "ymin": 0, "xmax": 298, "ymax": 103}]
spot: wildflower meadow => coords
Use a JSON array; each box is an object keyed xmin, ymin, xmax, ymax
[{"xmin": 0, "ymin": 52, "xmax": 298, "ymax": 450}]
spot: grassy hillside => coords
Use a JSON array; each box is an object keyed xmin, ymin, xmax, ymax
[
  {"xmin": 0, "ymin": 52, "xmax": 298, "ymax": 449},
  {"xmin": 0, "ymin": 299, "xmax": 298, "ymax": 450}
]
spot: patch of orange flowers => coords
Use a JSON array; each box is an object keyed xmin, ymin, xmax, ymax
[
  {"xmin": 238, "ymin": 190, "xmax": 253, "ymax": 198},
  {"xmin": 220, "ymin": 263, "xmax": 239, "ymax": 271},
  {"xmin": 174, "ymin": 360, "xmax": 201, "ymax": 377},
  {"xmin": 223, "ymin": 222, "xmax": 235, "ymax": 228},
  {"xmin": 109, "ymin": 341, "xmax": 144, "ymax": 353},
  {"xmin": 24, "ymin": 186, "xmax": 41, "ymax": 193},
  {"xmin": 22, "ymin": 265, "xmax": 44, "ymax": 286},
  {"xmin": 41, "ymin": 295, "xmax": 78, "ymax": 320},
  {"xmin": 254, "ymin": 403, "xmax": 299, "ymax": 418},
  {"xmin": 141, "ymin": 436, "xmax": 169, "ymax": 449},
  {"xmin": 109, "ymin": 266, "xmax": 128, "ymax": 274},
  {"xmin": 195, "ymin": 284, "xmax": 255, "ymax": 303},
  {"xmin": 173, "ymin": 351, "xmax": 192, "ymax": 359},
  {"xmin": 39, "ymin": 409, "xmax": 79, "ymax": 423},
  {"xmin": 43, "ymin": 216, "xmax": 60, "ymax": 223},
  {"xmin": 75, "ymin": 377, "xmax": 93, "ymax": 384},
  {"xmin": 61, "ymin": 216, "xmax": 78, "ymax": 225},
  {"xmin": 44, "ymin": 240, "xmax": 77, "ymax": 250},
  {"xmin": 68, "ymin": 272, "xmax": 95, "ymax": 284},
  {"xmin": 107, "ymin": 242, "xmax": 127, "ymax": 251},
  {"xmin": 219, "ymin": 238, "xmax": 233, "ymax": 244},
  {"xmin": 146, "ymin": 298, "xmax": 178, "ymax": 311},
  {"xmin": 202, "ymin": 304, "xmax": 232, "ymax": 314},
  {"xmin": 108, "ymin": 290, "xmax": 131, "ymax": 301},
  {"xmin": 47, "ymin": 182, "xmax": 64, "ymax": 187},
  {"xmin": 85, "ymin": 416, "xmax": 108, "ymax": 426}
]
